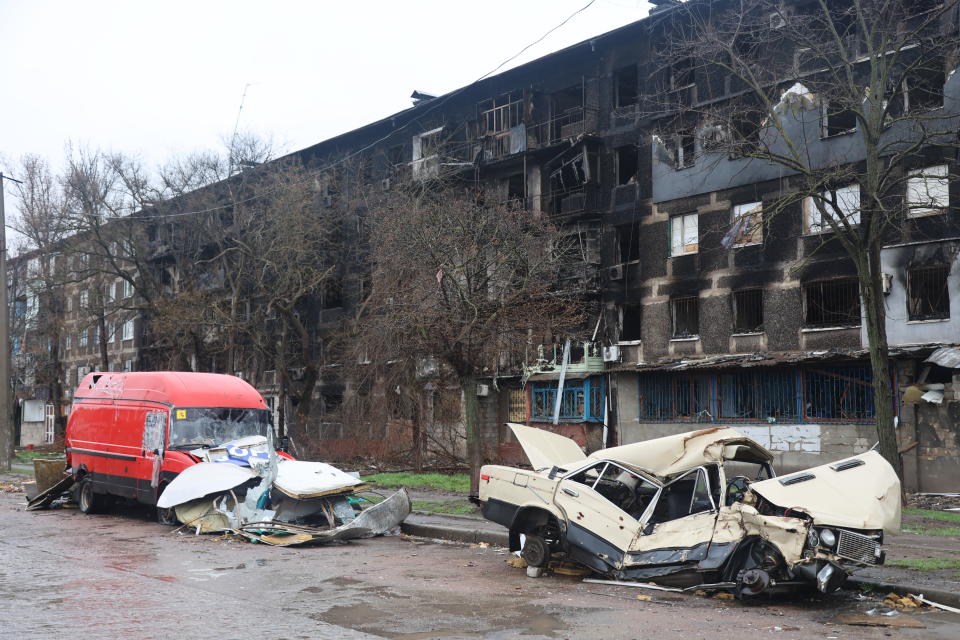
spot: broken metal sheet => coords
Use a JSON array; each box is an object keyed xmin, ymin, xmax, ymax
[
  {"xmin": 925, "ymin": 346, "xmax": 960, "ymax": 369},
  {"xmin": 157, "ymin": 462, "xmax": 256, "ymax": 509},
  {"xmin": 272, "ymin": 460, "xmax": 365, "ymax": 499},
  {"xmin": 26, "ymin": 475, "xmax": 75, "ymax": 511},
  {"xmin": 174, "ymin": 496, "xmax": 236, "ymax": 533},
  {"xmin": 921, "ymin": 389, "xmax": 945, "ymax": 404},
  {"xmin": 343, "ymin": 488, "xmax": 411, "ymax": 537}
]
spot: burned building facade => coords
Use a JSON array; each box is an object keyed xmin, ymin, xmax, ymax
[{"xmin": 9, "ymin": 1, "xmax": 960, "ymax": 490}]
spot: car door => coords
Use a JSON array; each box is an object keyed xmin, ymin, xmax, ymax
[
  {"xmin": 553, "ymin": 460, "xmax": 658, "ymax": 573},
  {"xmin": 625, "ymin": 466, "xmax": 719, "ymax": 572}
]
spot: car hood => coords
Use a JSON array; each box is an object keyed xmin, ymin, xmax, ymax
[
  {"xmin": 507, "ymin": 423, "xmax": 586, "ymax": 471},
  {"xmin": 749, "ymin": 451, "xmax": 901, "ymax": 536}
]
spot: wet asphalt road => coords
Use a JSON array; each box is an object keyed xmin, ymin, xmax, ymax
[{"xmin": 1, "ymin": 489, "xmax": 959, "ymax": 640}]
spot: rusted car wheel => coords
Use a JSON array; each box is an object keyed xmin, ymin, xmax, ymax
[{"xmin": 521, "ymin": 534, "xmax": 550, "ymax": 568}]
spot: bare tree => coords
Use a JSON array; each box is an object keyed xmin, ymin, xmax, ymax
[
  {"xmin": 348, "ymin": 183, "xmax": 584, "ymax": 491},
  {"xmin": 651, "ymin": 0, "xmax": 960, "ymax": 475}
]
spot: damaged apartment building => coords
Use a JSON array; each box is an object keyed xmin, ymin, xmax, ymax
[{"xmin": 10, "ymin": 0, "xmax": 960, "ymax": 491}]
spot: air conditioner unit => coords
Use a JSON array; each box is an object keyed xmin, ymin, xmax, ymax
[
  {"xmin": 881, "ymin": 273, "xmax": 893, "ymax": 295},
  {"xmin": 476, "ymin": 383, "xmax": 490, "ymax": 397},
  {"xmin": 609, "ymin": 265, "xmax": 624, "ymax": 281},
  {"xmin": 602, "ymin": 346, "xmax": 621, "ymax": 362}
]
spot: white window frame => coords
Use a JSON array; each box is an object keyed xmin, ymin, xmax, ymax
[
  {"xmin": 78, "ymin": 330, "xmax": 88, "ymax": 348},
  {"xmin": 907, "ymin": 165, "xmax": 949, "ymax": 217},
  {"xmin": 804, "ymin": 184, "xmax": 860, "ymax": 234},
  {"xmin": 44, "ymin": 404, "xmax": 55, "ymax": 444},
  {"xmin": 670, "ymin": 213, "xmax": 699, "ymax": 257},
  {"xmin": 123, "ymin": 279, "xmax": 134, "ymax": 299},
  {"xmin": 122, "ymin": 319, "xmax": 135, "ymax": 341},
  {"xmin": 65, "ymin": 335, "xmax": 71, "ymax": 351},
  {"xmin": 79, "ymin": 290, "xmax": 89, "ymax": 308},
  {"xmin": 123, "ymin": 359, "xmax": 134, "ymax": 372},
  {"xmin": 730, "ymin": 201, "xmax": 763, "ymax": 247}
]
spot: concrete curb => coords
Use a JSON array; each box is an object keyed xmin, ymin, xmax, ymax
[
  {"xmin": 845, "ymin": 576, "xmax": 960, "ymax": 609},
  {"xmin": 402, "ymin": 519, "xmax": 960, "ymax": 607}
]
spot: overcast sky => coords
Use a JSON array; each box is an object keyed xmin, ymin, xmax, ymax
[{"xmin": 1, "ymin": 0, "xmax": 651, "ymax": 180}]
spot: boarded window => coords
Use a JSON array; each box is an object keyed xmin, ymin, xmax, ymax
[
  {"xmin": 907, "ymin": 264, "xmax": 950, "ymax": 320},
  {"xmin": 803, "ymin": 279, "xmax": 860, "ymax": 327},
  {"xmin": 671, "ymin": 296, "xmax": 699, "ymax": 338},
  {"xmin": 804, "ymin": 184, "xmax": 860, "ymax": 233},
  {"xmin": 732, "ymin": 289, "xmax": 764, "ymax": 333},
  {"xmin": 508, "ymin": 388, "xmax": 526, "ymax": 422},
  {"xmin": 670, "ymin": 213, "xmax": 698, "ymax": 256},
  {"xmin": 907, "ymin": 165, "xmax": 949, "ymax": 216}
]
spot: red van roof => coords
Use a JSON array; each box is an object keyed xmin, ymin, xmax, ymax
[{"xmin": 75, "ymin": 372, "xmax": 267, "ymax": 409}]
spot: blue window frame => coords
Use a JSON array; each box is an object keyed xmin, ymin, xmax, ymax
[
  {"xmin": 639, "ymin": 365, "xmax": 878, "ymax": 424},
  {"xmin": 531, "ymin": 376, "xmax": 605, "ymax": 422}
]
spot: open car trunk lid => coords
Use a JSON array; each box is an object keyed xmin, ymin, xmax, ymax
[
  {"xmin": 507, "ymin": 423, "xmax": 587, "ymax": 471},
  {"xmin": 749, "ymin": 450, "xmax": 901, "ymax": 536}
]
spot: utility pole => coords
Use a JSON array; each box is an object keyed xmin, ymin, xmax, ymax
[{"xmin": 0, "ymin": 173, "xmax": 12, "ymax": 471}]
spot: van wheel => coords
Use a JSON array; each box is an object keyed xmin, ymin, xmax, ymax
[
  {"xmin": 156, "ymin": 506, "xmax": 178, "ymax": 525},
  {"xmin": 77, "ymin": 477, "xmax": 100, "ymax": 514}
]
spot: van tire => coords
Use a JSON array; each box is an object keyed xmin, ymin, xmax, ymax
[{"xmin": 78, "ymin": 477, "xmax": 100, "ymax": 514}]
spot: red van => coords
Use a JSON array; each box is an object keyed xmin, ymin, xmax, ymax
[{"xmin": 66, "ymin": 371, "xmax": 276, "ymax": 521}]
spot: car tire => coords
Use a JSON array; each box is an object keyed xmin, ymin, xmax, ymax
[
  {"xmin": 77, "ymin": 477, "xmax": 100, "ymax": 514},
  {"xmin": 521, "ymin": 534, "xmax": 550, "ymax": 568}
]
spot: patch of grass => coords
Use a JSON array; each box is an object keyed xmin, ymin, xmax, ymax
[
  {"xmin": 904, "ymin": 507, "xmax": 960, "ymax": 524},
  {"xmin": 411, "ymin": 500, "xmax": 478, "ymax": 516},
  {"xmin": 363, "ymin": 472, "xmax": 470, "ymax": 493},
  {"xmin": 903, "ymin": 524, "xmax": 960, "ymax": 536},
  {"xmin": 14, "ymin": 450, "xmax": 64, "ymax": 462},
  {"xmin": 887, "ymin": 557, "xmax": 960, "ymax": 572}
]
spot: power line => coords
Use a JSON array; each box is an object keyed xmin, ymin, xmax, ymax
[{"xmin": 119, "ymin": 0, "xmax": 600, "ymax": 221}]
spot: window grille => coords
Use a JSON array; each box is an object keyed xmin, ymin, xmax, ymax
[
  {"xmin": 638, "ymin": 374, "xmax": 710, "ymax": 421},
  {"xmin": 718, "ymin": 369, "xmax": 798, "ymax": 421},
  {"xmin": 732, "ymin": 289, "xmax": 764, "ymax": 333},
  {"xmin": 803, "ymin": 365, "xmax": 875, "ymax": 422},
  {"xmin": 508, "ymin": 388, "xmax": 527, "ymax": 422},
  {"xmin": 907, "ymin": 264, "xmax": 950, "ymax": 320},
  {"xmin": 530, "ymin": 376, "xmax": 605, "ymax": 422},
  {"xmin": 671, "ymin": 296, "xmax": 699, "ymax": 337},
  {"xmin": 803, "ymin": 279, "xmax": 860, "ymax": 327}
]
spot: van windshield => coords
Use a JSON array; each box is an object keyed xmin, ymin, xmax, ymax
[{"xmin": 168, "ymin": 407, "xmax": 272, "ymax": 449}]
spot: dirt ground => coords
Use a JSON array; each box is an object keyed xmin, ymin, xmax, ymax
[{"xmin": 2, "ymin": 475, "xmax": 959, "ymax": 640}]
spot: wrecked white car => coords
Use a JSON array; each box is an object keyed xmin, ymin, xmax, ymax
[{"xmin": 476, "ymin": 424, "xmax": 901, "ymax": 597}]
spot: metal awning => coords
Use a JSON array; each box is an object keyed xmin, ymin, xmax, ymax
[
  {"xmin": 525, "ymin": 370, "xmax": 595, "ymax": 382},
  {"xmin": 925, "ymin": 347, "xmax": 960, "ymax": 369}
]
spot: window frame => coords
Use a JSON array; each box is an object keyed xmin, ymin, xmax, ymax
[
  {"xmin": 804, "ymin": 184, "xmax": 861, "ymax": 234},
  {"xmin": 730, "ymin": 201, "xmax": 763, "ymax": 247},
  {"xmin": 670, "ymin": 213, "xmax": 699, "ymax": 257},
  {"xmin": 802, "ymin": 278, "xmax": 861, "ymax": 328},
  {"xmin": 906, "ymin": 165, "xmax": 949, "ymax": 217},
  {"xmin": 731, "ymin": 288, "xmax": 764, "ymax": 334},
  {"xmin": 906, "ymin": 264, "xmax": 951, "ymax": 321},
  {"xmin": 530, "ymin": 375, "xmax": 605, "ymax": 423},
  {"xmin": 671, "ymin": 296, "xmax": 700, "ymax": 339}
]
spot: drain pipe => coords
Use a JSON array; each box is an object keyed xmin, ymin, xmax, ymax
[{"xmin": 552, "ymin": 339, "xmax": 571, "ymax": 425}]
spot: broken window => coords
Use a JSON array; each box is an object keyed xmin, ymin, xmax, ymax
[
  {"xmin": 803, "ymin": 279, "xmax": 861, "ymax": 327},
  {"xmin": 412, "ymin": 127, "xmax": 443, "ymax": 161},
  {"xmin": 615, "ymin": 145, "xmax": 639, "ymax": 185},
  {"xmin": 804, "ymin": 184, "xmax": 860, "ymax": 233},
  {"xmin": 639, "ymin": 373, "xmax": 710, "ymax": 421},
  {"xmin": 804, "ymin": 365, "xmax": 875, "ymax": 422},
  {"xmin": 673, "ymin": 128, "xmax": 696, "ymax": 169},
  {"xmin": 907, "ymin": 165, "xmax": 949, "ymax": 216},
  {"xmin": 480, "ymin": 91, "xmax": 523, "ymax": 135},
  {"xmin": 530, "ymin": 376, "xmax": 604, "ymax": 422},
  {"xmin": 822, "ymin": 99, "xmax": 857, "ymax": 137},
  {"xmin": 671, "ymin": 296, "xmax": 699, "ymax": 338},
  {"xmin": 670, "ymin": 213, "xmax": 698, "ymax": 256},
  {"xmin": 907, "ymin": 264, "xmax": 950, "ymax": 320},
  {"xmin": 732, "ymin": 289, "xmax": 764, "ymax": 333},
  {"xmin": 718, "ymin": 369, "xmax": 798, "ymax": 422},
  {"xmin": 729, "ymin": 201, "xmax": 763, "ymax": 247},
  {"xmin": 617, "ymin": 222, "xmax": 641, "ymax": 262},
  {"xmin": 506, "ymin": 174, "xmax": 525, "ymax": 209},
  {"xmin": 565, "ymin": 461, "xmax": 659, "ymax": 520},
  {"xmin": 671, "ymin": 57, "xmax": 695, "ymax": 91},
  {"xmin": 905, "ymin": 60, "xmax": 944, "ymax": 112},
  {"xmin": 647, "ymin": 467, "xmax": 716, "ymax": 524},
  {"xmin": 620, "ymin": 304, "xmax": 642, "ymax": 341},
  {"xmin": 614, "ymin": 64, "xmax": 639, "ymax": 107}
]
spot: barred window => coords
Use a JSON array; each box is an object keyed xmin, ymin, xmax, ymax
[
  {"xmin": 531, "ymin": 376, "xmax": 605, "ymax": 422},
  {"xmin": 803, "ymin": 279, "xmax": 860, "ymax": 327},
  {"xmin": 907, "ymin": 265, "xmax": 950, "ymax": 320},
  {"xmin": 803, "ymin": 365, "xmax": 875, "ymax": 422},
  {"xmin": 638, "ymin": 374, "xmax": 710, "ymax": 421},
  {"xmin": 718, "ymin": 370, "xmax": 798, "ymax": 422}
]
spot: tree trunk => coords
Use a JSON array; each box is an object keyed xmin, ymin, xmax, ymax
[
  {"xmin": 859, "ymin": 250, "xmax": 901, "ymax": 477},
  {"xmin": 461, "ymin": 373, "xmax": 482, "ymax": 494},
  {"xmin": 97, "ymin": 313, "xmax": 109, "ymax": 371}
]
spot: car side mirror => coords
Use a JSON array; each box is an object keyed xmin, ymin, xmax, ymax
[{"xmin": 547, "ymin": 465, "xmax": 559, "ymax": 480}]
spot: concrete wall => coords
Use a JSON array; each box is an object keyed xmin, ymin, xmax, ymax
[{"xmin": 19, "ymin": 421, "xmax": 46, "ymax": 447}]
